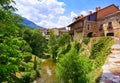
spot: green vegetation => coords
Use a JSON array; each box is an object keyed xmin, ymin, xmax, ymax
[
  {"xmin": 56, "ymin": 36, "xmax": 113, "ymax": 83},
  {"xmin": 82, "ymin": 37, "xmax": 90, "ymax": 45},
  {"xmin": 48, "ymin": 30, "xmax": 70, "ymax": 62},
  {"xmin": 0, "ymin": 0, "xmax": 45, "ymax": 82},
  {"xmin": 57, "ymin": 42, "xmax": 93, "ymax": 83},
  {"xmin": 0, "ymin": 0, "xmax": 114, "ymax": 83}
]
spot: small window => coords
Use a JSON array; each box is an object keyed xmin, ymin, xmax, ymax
[
  {"xmin": 99, "ymin": 24, "xmax": 103, "ymax": 31},
  {"xmin": 86, "ymin": 24, "xmax": 90, "ymax": 30},
  {"xmin": 109, "ymin": 22, "xmax": 112, "ymax": 26},
  {"xmin": 108, "ymin": 22, "xmax": 113, "ymax": 29}
]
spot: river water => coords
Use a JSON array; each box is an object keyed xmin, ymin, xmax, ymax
[{"xmin": 34, "ymin": 59, "xmax": 61, "ymax": 83}]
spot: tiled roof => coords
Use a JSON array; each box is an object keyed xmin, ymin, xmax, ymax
[{"xmin": 68, "ymin": 4, "xmax": 119, "ymax": 27}]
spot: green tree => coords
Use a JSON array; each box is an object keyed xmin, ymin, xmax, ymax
[
  {"xmin": 0, "ymin": 0, "xmax": 16, "ymax": 11},
  {"xmin": 22, "ymin": 28, "xmax": 46, "ymax": 70},
  {"xmin": 22, "ymin": 28, "xmax": 46, "ymax": 57},
  {"xmin": 0, "ymin": 43, "xmax": 19, "ymax": 82},
  {"xmin": 58, "ymin": 33, "xmax": 70, "ymax": 47},
  {"xmin": 57, "ymin": 42, "xmax": 93, "ymax": 83},
  {"xmin": 48, "ymin": 30, "xmax": 58, "ymax": 61}
]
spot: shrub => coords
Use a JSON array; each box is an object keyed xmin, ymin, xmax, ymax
[
  {"xmin": 20, "ymin": 73, "xmax": 31, "ymax": 83},
  {"xmin": 57, "ymin": 42, "xmax": 93, "ymax": 83},
  {"xmin": 82, "ymin": 37, "xmax": 90, "ymax": 44}
]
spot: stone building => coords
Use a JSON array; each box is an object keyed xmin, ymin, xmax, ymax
[
  {"xmin": 40, "ymin": 28, "xmax": 68, "ymax": 40},
  {"xmin": 68, "ymin": 4, "xmax": 120, "ymax": 41},
  {"xmin": 100, "ymin": 11, "xmax": 120, "ymax": 38}
]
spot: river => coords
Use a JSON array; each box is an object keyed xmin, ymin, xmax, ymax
[{"xmin": 34, "ymin": 59, "xmax": 61, "ymax": 83}]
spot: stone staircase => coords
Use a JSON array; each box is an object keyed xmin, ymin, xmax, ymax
[{"xmin": 100, "ymin": 37, "xmax": 120, "ymax": 83}]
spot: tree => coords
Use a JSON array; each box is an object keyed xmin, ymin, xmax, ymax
[
  {"xmin": 22, "ymin": 28, "xmax": 46, "ymax": 57},
  {"xmin": 22, "ymin": 28, "xmax": 46, "ymax": 70},
  {"xmin": 0, "ymin": 0, "xmax": 16, "ymax": 11},
  {"xmin": 57, "ymin": 33, "xmax": 70, "ymax": 47},
  {"xmin": 57, "ymin": 42, "xmax": 93, "ymax": 83},
  {"xmin": 0, "ymin": 43, "xmax": 19, "ymax": 82},
  {"xmin": 48, "ymin": 30, "xmax": 58, "ymax": 61}
]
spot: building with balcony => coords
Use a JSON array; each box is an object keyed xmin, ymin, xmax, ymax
[{"xmin": 68, "ymin": 4, "xmax": 120, "ymax": 41}]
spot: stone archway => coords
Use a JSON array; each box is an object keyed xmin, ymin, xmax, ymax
[{"xmin": 87, "ymin": 32, "xmax": 93, "ymax": 37}]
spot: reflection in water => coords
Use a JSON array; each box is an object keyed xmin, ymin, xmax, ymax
[{"xmin": 35, "ymin": 59, "xmax": 61, "ymax": 83}]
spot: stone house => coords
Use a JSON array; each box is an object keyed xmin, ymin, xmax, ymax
[
  {"xmin": 40, "ymin": 28, "xmax": 68, "ymax": 40},
  {"xmin": 68, "ymin": 4, "xmax": 120, "ymax": 41}
]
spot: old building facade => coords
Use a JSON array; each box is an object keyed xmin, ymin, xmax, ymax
[
  {"xmin": 68, "ymin": 4, "xmax": 120, "ymax": 41},
  {"xmin": 40, "ymin": 28, "xmax": 68, "ymax": 40}
]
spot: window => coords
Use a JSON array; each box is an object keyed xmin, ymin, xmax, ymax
[
  {"xmin": 108, "ymin": 22, "xmax": 113, "ymax": 29},
  {"xmin": 86, "ymin": 24, "xmax": 90, "ymax": 30},
  {"xmin": 99, "ymin": 24, "xmax": 103, "ymax": 31}
]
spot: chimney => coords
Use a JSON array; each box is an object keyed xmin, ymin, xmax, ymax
[
  {"xmin": 89, "ymin": 11, "xmax": 92, "ymax": 14},
  {"xmin": 98, "ymin": 7, "xmax": 101, "ymax": 10},
  {"xmin": 80, "ymin": 14, "xmax": 84, "ymax": 18},
  {"xmin": 96, "ymin": 7, "xmax": 101, "ymax": 12}
]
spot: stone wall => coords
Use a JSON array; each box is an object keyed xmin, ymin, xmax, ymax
[
  {"xmin": 101, "ymin": 12, "xmax": 120, "ymax": 38},
  {"xmin": 83, "ymin": 21, "xmax": 101, "ymax": 37}
]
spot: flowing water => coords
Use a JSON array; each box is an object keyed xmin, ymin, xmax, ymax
[{"xmin": 34, "ymin": 59, "xmax": 61, "ymax": 83}]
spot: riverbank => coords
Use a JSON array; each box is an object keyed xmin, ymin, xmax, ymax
[{"xmin": 33, "ymin": 59, "xmax": 60, "ymax": 83}]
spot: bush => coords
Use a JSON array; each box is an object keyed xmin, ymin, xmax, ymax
[
  {"xmin": 82, "ymin": 37, "xmax": 90, "ymax": 44},
  {"xmin": 57, "ymin": 42, "xmax": 93, "ymax": 83},
  {"xmin": 20, "ymin": 73, "xmax": 31, "ymax": 83}
]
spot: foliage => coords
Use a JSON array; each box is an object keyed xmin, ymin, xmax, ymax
[
  {"xmin": 48, "ymin": 31, "xmax": 70, "ymax": 61},
  {"xmin": 57, "ymin": 42, "xmax": 93, "ymax": 83},
  {"xmin": 47, "ymin": 30, "xmax": 58, "ymax": 61},
  {"xmin": 0, "ymin": 43, "xmax": 19, "ymax": 82},
  {"xmin": 0, "ymin": 0, "xmax": 16, "ymax": 11},
  {"xmin": 90, "ymin": 37, "xmax": 113, "ymax": 67},
  {"xmin": 22, "ymin": 28, "xmax": 46, "ymax": 57},
  {"xmin": 87, "ymin": 37, "xmax": 113, "ymax": 82},
  {"xmin": 20, "ymin": 73, "xmax": 31, "ymax": 83},
  {"xmin": 82, "ymin": 37, "xmax": 90, "ymax": 44},
  {"xmin": 57, "ymin": 44, "xmax": 71, "ymax": 60},
  {"xmin": 0, "ymin": 0, "xmax": 42, "ymax": 82},
  {"xmin": 57, "ymin": 33, "xmax": 70, "ymax": 46}
]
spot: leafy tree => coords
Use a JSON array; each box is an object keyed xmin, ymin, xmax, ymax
[
  {"xmin": 0, "ymin": 43, "xmax": 19, "ymax": 82},
  {"xmin": 58, "ymin": 33, "xmax": 70, "ymax": 46},
  {"xmin": 48, "ymin": 31, "xmax": 70, "ymax": 61},
  {"xmin": 22, "ymin": 28, "xmax": 46, "ymax": 57},
  {"xmin": 57, "ymin": 42, "xmax": 93, "ymax": 83},
  {"xmin": 48, "ymin": 30, "xmax": 58, "ymax": 61},
  {"xmin": 22, "ymin": 28, "xmax": 46, "ymax": 70},
  {"xmin": 0, "ymin": 0, "xmax": 40, "ymax": 82},
  {"xmin": 0, "ymin": 0, "xmax": 16, "ymax": 11}
]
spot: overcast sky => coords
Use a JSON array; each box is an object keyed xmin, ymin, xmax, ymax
[{"xmin": 14, "ymin": 0, "xmax": 120, "ymax": 28}]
